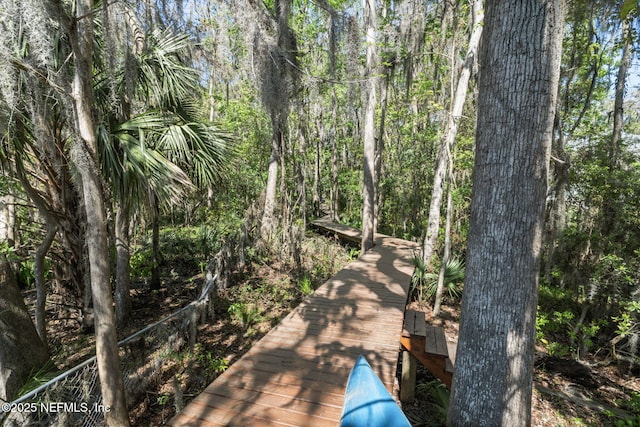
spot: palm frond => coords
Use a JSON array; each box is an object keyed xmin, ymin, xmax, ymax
[
  {"xmin": 99, "ymin": 111, "xmax": 194, "ymax": 207},
  {"xmin": 157, "ymin": 120, "xmax": 233, "ymax": 188},
  {"xmin": 411, "ymin": 256, "xmax": 465, "ymax": 303},
  {"xmin": 138, "ymin": 29, "xmax": 199, "ymax": 108}
]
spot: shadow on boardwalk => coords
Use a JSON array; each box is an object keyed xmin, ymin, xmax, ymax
[{"xmin": 169, "ymin": 222, "xmax": 418, "ymax": 426}]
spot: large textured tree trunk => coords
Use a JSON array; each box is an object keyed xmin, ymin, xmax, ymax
[
  {"xmin": 63, "ymin": 0, "xmax": 130, "ymax": 424},
  {"xmin": 361, "ymin": 0, "xmax": 377, "ymax": 253},
  {"xmin": 0, "ymin": 257, "xmax": 50, "ymax": 402},
  {"xmin": 422, "ymin": 0, "xmax": 483, "ymax": 268},
  {"xmin": 448, "ymin": 1, "xmax": 564, "ymax": 425}
]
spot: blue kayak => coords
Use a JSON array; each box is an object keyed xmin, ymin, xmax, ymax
[{"xmin": 340, "ymin": 355, "xmax": 412, "ymax": 427}]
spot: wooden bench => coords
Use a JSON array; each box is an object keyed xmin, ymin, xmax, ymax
[{"xmin": 399, "ymin": 310, "xmax": 454, "ymax": 402}]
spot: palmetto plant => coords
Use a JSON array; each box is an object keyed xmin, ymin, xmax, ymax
[
  {"xmin": 97, "ymin": 28, "xmax": 233, "ymax": 206},
  {"xmin": 94, "ymin": 19, "xmax": 233, "ymax": 313},
  {"xmin": 411, "ymin": 256, "xmax": 429, "ymax": 304},
  {"xmin": 411, "ymin": 256, "xmax": 465, "ymax": 303}
]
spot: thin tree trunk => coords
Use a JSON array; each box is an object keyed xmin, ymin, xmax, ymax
[
  {"xmin": 35, "ymin": 224, "xmax": 57, "ymax": 350},
  {"xmin": 331, "ymin": 88, "xmax": 339, "ymax": 221},
  {"xmin": 610, "ymin": 18, "xmax": 631, "ymax": 166},
  {"xmin": 62, "ymin": 0, "xmax": 129, "ymax": 423},
  {"xmin": 422, "ymin": 0, "xmax": 483, "ymax": 268},
  {"xmin": 433, "ymin": 175, "xmax": 453, "ymax": 317},
  {"xmin": 0, "ymin": 193, "xmax": 16, "ymax": 246},
  {"xmin": 313, "ymin": 125, "xmax": 321, "ymax": 217},
  {"xmin": 361, "ymin": 0, "xmax": 377, "ymax": 253},
  {"xmin": 375, "ymin": 70, "xmax": 390, "ymax": 233},
  {"xmin": 14, "ymin": 159, "xmax": 58, "ymax": 349},
  {"xmin": 447, "ymin": 1, "xmax": 564, "ymax": 425},
  {"xmin": 545, "ymin": 111, "xmax": 569, "ymax": 286},
  {"xmin": 602, "ymin": 18, "xmax": 631, "ymax": 237},
  {"xmin": 115, "ymin": 203, "xmax": 131, "ymax": 326},
  {"xmin": 150, "ymin": 196, "xmax": 161, "ymax": 290}
]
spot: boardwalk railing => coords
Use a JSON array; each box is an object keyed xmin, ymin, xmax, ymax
[{"xmin": 0, "ymin": 274, "xmax": 217, "ymax": 427}]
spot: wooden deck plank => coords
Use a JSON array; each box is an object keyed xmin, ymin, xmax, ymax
[
  {"xmin": 169, "ymin": 223, "xmax": 419, "ymax": 426},
  {"xmin": 425, "ymin": 325, "xmax": 449, "ymax": 357}
]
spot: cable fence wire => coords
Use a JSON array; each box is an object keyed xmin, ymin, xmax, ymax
[{"xmin": 0, "ymin": 273, "xmax": 217, "ymax": 427}]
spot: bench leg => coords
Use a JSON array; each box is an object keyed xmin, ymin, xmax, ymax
[{"xmin": 400, "ymin": 350, "xmax": 416, "ymax": 403}]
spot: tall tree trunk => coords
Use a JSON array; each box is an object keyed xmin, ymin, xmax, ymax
[
  {"xmin": 361, "ymin": 0, "xmax": 377, "ymax": 253},
  {"xmin": 62, "ymin": 0, "xmax": 130, "ymax": 424},
  {"xmin": 375, "ymin": 69, "xmax": 390, "ymax": 234},
  {"xmin": 422, "ymin": 0, "xmax": 483, "ymax": 267},
  {"xmin": 259, "ymin": 0, "xmax": 296, "ymax": 242},
  {"xmin": 330, "ymin": 88, "xmax": 339, "ymax": 221},
  {"xmin": 433, "ymin": 173, "xmax": 454, "ymax": 317},
  {"xmin": 448, "ymin": 1, "xmax": 564, "ymax": 425},
  {"xmin": 115, "ymin": 202, "xmax": 131, "ymax": 326},
  {"xmin": 609, "ymin": 19, "xmax": 631, "ymax": 166},
  {"xmin": 313, "ymin": 124, "xmax": 322, "ymax": 217},
  {"xmin": 545, "ymin": 111, "xmax": 569, "ymax": 286},
  {"xmin": 150, "ymin": 196, "xmax": 161, "ymax": 291},
  {"xmin": 601, "ymin": 18, "xmax": 632, "ymax": 238}
]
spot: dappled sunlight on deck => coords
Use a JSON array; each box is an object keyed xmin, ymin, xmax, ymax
[{"xmin": 168, "ymin": 221, "xmax": 418, "ymax": 426}]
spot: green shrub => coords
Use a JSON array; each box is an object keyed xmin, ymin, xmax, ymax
[
  {"xmin": 299, "ymin": 274, "xmax": 314, "ymax": 296},
  {"xmin": 411, "ymin": 256, "xmax": 464, "ymax": 304},
  {"xmin": 228, "ymin": 303, "xmax": 260, "ymax": 331}
]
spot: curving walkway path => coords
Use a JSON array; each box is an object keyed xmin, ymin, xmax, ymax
[{"xmin": 169, "ymin": 221, "xmax": 419, "ymax": 426}]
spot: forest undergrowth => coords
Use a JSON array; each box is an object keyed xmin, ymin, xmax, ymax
[{"xmin": 23, "ymin": 227, "xmax": 640, "ymax": 426}]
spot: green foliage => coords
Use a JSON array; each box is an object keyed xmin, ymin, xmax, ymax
[
  {"xmin": 0, "ymin": 241, "xmax": 17, "ymax": 261},
  {"xmin": 157, "ymin": 392, "xmax": 171, "ymax": 406},
  {"xmin": 198, "ymin": 352, "xmax": 229, "ymax": 378},
  {"xmin": 16, "ymin": 259, "xmax": 35, "ymax": 287},
  {"xmin": 130, "ymin": 248, "xmax": 154, "ymax": 278},
  {"xmin": 411, "ymin": 256, "xmax": 429, "ymax": 304},
  {"xmin": 608, "ymin": 391, "xmax": 640, "ymax": 426},
  {"xmin": 348, "ymin": 247, "xmax": 361, "ymax": 260},
  {"xmin": 228, "ymin": 303, "xmax": 261, "ymax": 332},
  {"xmin": 298, "ymin": 274, "xmax": 314, "ymax": 296},
  {"xmin": 411, "ymin": 256, "xmax": 465, "ymax": 304},
  {"xmin": 613, "ymin": 301, "xmax": 640, "ymax": 339},
  {"xmin": 16, "ymin": 360, "xmax": 58, "ymax": 398},
  {"xmin": 415, "ymin": 381, "xmax": 450, "ymax": 425},
  {"xmin": 536, "ymin": 284, "xmax": 612, "ymax": 358}
]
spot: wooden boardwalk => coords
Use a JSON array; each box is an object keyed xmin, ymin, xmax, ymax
[{"xmin": 169, "ymin": 221, "xmax": 419, "ymax": 426}]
